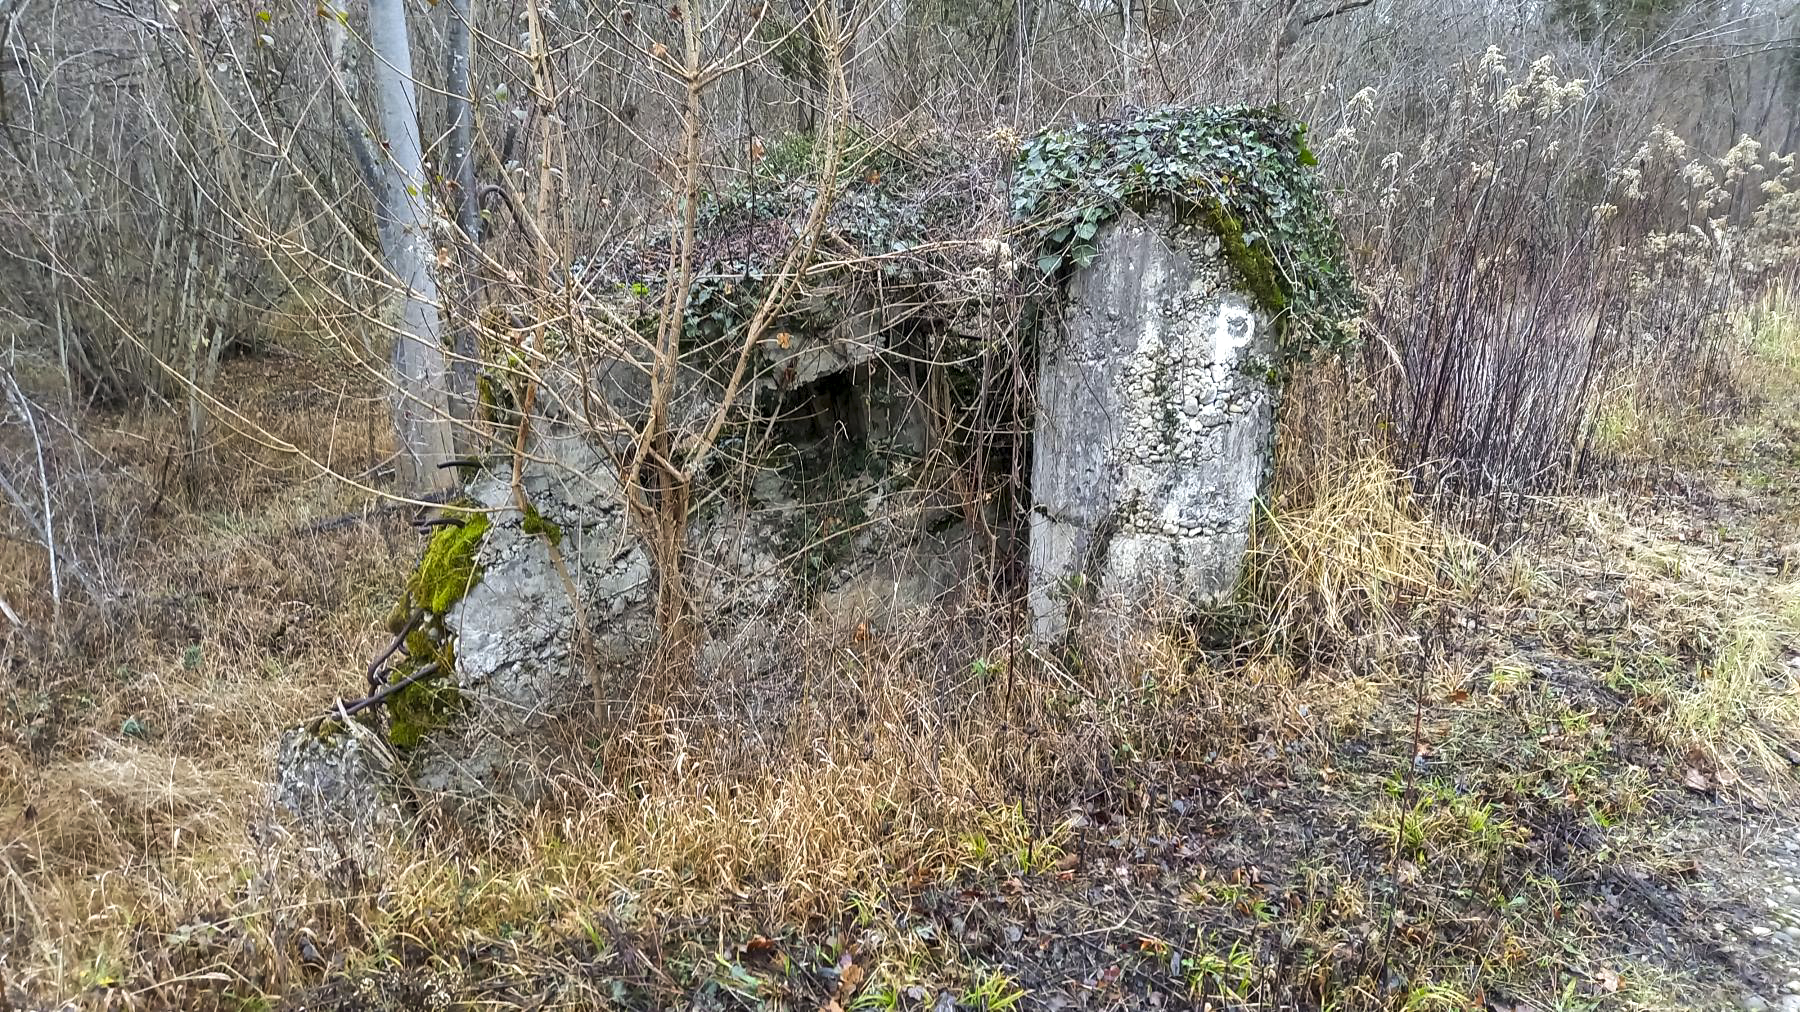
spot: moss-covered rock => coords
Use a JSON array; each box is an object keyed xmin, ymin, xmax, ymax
[
  {"xmin": 386, "ymin": 674, "xmax": 461, "ymax": 748},
  {"xmin": 378, "ymin": 509, "xmax": 489, "ymax": 747}
]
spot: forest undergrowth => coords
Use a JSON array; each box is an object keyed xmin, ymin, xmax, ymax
[{"xmin": 1, "ymin": 292, "xmax": 1796, "ymax": 1011}]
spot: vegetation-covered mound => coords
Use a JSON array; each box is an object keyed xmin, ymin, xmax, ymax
[
  {"xmin": 577, "ymin": 133, "xmax": 1014, "ymax": 347},
  {"xmin": 572, "ymin": 108, "xmax": 1361, "ymax": 364}
]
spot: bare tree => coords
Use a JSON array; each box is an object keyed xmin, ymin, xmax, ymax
[
  {"xmin": 368, "ymin": 0, "xmax": 458, "ymax": 493},
  {"xmin": 444, "ymin": 0, "xmax": 481, "ymax": 432}
]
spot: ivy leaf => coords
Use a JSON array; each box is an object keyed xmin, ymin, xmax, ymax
[
  {"xmin": 1075, "ymin": 221, "xmax": 1098, "ymax": 240},
  {"xmin": 1036, "ymin": 253, "xmax": 1064, "ymax": 274}
]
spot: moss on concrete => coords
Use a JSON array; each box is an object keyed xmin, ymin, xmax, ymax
[
  {"xmin": 1012, "ymin": 105, "xmax": 1361, "ymax": 360},
  {"xmin": 520, "ymin": 502, "xmax": 563, "ymax": 548},
  {"xmin": 1193, "ymin": 200, "xmax": 1289, "ymax": 320},
  {"xmin": 409, "ymin": 513, "xmax": 489, "ymax": 617}
]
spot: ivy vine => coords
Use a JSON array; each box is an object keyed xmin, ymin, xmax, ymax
[{"xmin": 1011, "ymin": 105, "xmax": 1362, "ymax": 360}]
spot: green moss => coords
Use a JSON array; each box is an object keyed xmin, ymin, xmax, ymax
[
  {"xmin": 403, "ymin": 628, "xmax": 436, "ymax": 663},
  {"xmin": 520, "ymin": 501, "xmax": 563, "ymax": 548},
  {"xmin": 384, "ymin": 599, "xmax": 412, "ymax": 635},
  {"xmin": 381, "ymin": 512, "xmax": 485, "ymax": 747},
  {"xmin": 1195, "ymin": 200, "xmax": 1289, "ymax": 319},
  {"xmin": 386, "ymin": 669, "xmax": 462, "ymax": 748},
  {"xmin": 478, "ymin": 372, "xmax": 518, "ymax": 427},
  {"xmin": 382, "ymin": 624, "xmax": 461, "ymax": 747},
  {"xmin": 409, "ymin": 513, "xmax": 489, "ymax": 616}
]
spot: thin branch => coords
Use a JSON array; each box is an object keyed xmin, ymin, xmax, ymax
[
  {"xmin": 306, "ymin": 660, "xmax": 440, "ymax": 733},
  {"xmin": 1301, "ymin": 0, "xmax": 1374, "ymax": 27}
]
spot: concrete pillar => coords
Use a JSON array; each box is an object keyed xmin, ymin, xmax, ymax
[{"xmin": 1029, "ymin": 207, "xmax": 1279, "ymax": 641}]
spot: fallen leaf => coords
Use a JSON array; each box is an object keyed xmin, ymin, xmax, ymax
[
  {"xmin": 1595, "ymin": 965, "xmax": 1621, "ymax": 993},
  {"xmin": 776, "ymin": 330, "xmax": 793, "ymax": 349},
  {"xmin": 835, "ymin": 962, "xmax": 865, "ymax": 1001},
  {"xmin": 1682, "ymin": 767, "xmax": 1712, "ymax": 793}
]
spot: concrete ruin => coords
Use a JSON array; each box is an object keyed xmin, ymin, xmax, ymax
[
  {"xmin": 272, "ymin": 105, "xmax": 1356, "ymax": 823},
  {"xmin": 1028, "ymin": 209, "xmax": 1279, "ymax": 640}
]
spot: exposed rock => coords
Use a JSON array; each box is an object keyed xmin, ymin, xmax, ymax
[
  {"xmin": 405, "ymin": 420, "xmax": 655, "ymax": 801},
  {"xmin": 269, "ymin": 724, "xmax": 404, "ymax": 855},
  {"xmin": 756, "ymin": 298, "xmax": 890, "ymax": 390},
  {"xmin": 815, "ymin": 522, "xmax": 978, "ymax": 631},
  {"xmin": 453, "ymin": 438, "xmax": 653, "ymax": 729},
  {"xmin": 1028, "ymin": 208, "xmax": 1279, "ymax": 641}
]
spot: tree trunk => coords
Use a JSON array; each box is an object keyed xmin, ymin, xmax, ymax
[
  {"xmin": 1119, "ymin": 0, "xmax": 1135, "ymax": 104},
  {"xmin": 445, "ymin": 0, "xmax": 480, "ymax": 442},
  {"xmin": 369, "ymin": 0, "xmax": 458, "ymax": 493},
  {"xmin": 788, "ymin": 0, "xmax": 823, "ymax": 132},
  {"xmin": 995, "ymin": 0, "xmax": 1036, "ymax": 117},
  {"xmin": 446, "ymin": 1, "xmax": 478, "ymax": 246},
  {"xmin": 323, "ymin": 4, "xmax": 395, "ymax": 255}
]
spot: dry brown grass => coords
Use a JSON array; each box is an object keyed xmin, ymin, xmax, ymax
[
  {"xmin": 1249, "ymin": 451, "xmax": 1458, "ymax": 652},
  {"xmin": 1543, "ymin": 496, "xmax": 1800, "ymax": 785},
  {"xmin": 1, "ymin": 350, "xmax": 410, "ymax": 999},
  {"xmin": 4, "ymin": 312, "xmax": 1797, "ymax": 1010},
  {"xmin": 4, "ymin": 535, "xmax": 1413, "ymax": 1007}
]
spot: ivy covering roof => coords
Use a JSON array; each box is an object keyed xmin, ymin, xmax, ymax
[
  {"xmin": 1011, "ymin": 105, "xmax": 1363, "ymax": 359},
  {"xmin": 578, "ymin": 135, "xmax": 1012, "ymax": 346},
  {"xmin": 576, "ymin": 106, "xmax": 1360, "ymax": 362}
]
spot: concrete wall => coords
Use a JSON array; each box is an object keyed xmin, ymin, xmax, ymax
[{"xmin": 1029, "ymin": 207, "xmax": 1279, "ymax": 640}]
